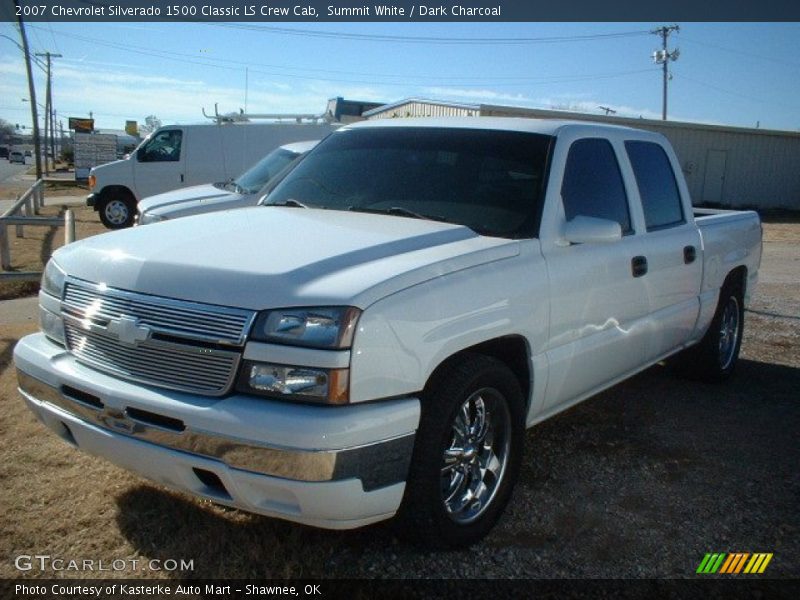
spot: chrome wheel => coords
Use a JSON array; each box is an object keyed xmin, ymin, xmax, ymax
[
  {"xmin": 718, "ymin": 295, "xmax": 740, "ymax": 371},
  {"xmin": 441, "ymin": 387, "xmax": 511, "ymax": 524}
]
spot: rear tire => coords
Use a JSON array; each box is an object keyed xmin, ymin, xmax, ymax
[
  {"xmin": 671, "ymin": 278, "xmax": 745, "ymax": 382},
  {"xmin": 398, "ymin": 354, "xmax": 525, "ymax": 548},
  {"xmin": 98, "ymin": 193, "xmax": 136, "ymax": 229}
]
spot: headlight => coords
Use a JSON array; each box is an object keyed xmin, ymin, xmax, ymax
[
  {"xmin": 250, "ymin": 306, "xmax": 361, "ymax": 349},
  {"xmin": 40, "ymin": 260, "xmax": 66, "ymax": 345},
  {"xmin": 138, "ymin": 212, "xmax": 165, "ymax": 225},
  {"xmin": 41, "ymin": 259, "xmax": 66, "ymax": 299},
  {"xmin": 236, "ymin": 361, "xmax": 350, "ymax": 404}
]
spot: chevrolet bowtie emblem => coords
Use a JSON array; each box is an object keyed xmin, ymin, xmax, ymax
[
  {"xmin": 107, "ymin": 315, "xmax": 151, "ymax": 347},
  {"xmin": 96, "ymin": 406, "xmax": 136, "ymax": 434}
]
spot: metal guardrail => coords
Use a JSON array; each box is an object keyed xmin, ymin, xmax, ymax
[{"xmin": 0, "ymin": 179, "xmax": 76, "ymax": 273}]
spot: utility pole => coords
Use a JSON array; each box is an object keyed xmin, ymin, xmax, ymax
[
  {"xmin": 651, "ymin": 25, "xmax": 680, "ymax": 121},
  {"xmin": 36, "ymin": 51, "xmax": 62, "ymax": 175},
  {"xmin": 14, "ymin": 0, "xmax": 42, "ymax": 180}
]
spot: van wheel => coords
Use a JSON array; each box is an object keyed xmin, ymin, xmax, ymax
[
  {"xmin": 99, "ymin": 194, "xmax": 135, "ymax": 229},
  {"xmin": 398, "ymin": 354, "xmax": 524, "ymax": 548},
  {"xmin": 671, "ymin": 278, "xmax": 745, "ymax": 382}
]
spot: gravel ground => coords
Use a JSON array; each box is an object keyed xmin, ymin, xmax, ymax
[
  {"xmin": 125, "ymin": 233, "xmax": 800, "ymax": 579},
  {"xmin": 1, "ymin": 221, "xmax": 797, "ymax": 582}
]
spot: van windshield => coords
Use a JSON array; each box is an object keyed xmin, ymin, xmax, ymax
[
  {"xmin": 136, "ymin": 129, "xmax": 182, "ymax": 162},
  {"xmin": 263, "ymin": 127, "xmax": 552, "ymax": 239},
  {"xmin": 224, "ymin": 147, "xmax": 301, "ymax": 194}
]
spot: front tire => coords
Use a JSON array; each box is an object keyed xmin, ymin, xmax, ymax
[
  {"xmin": 98, "ymin": 194, "xmax": 135, "ymax": 229},
  {"xmin": 399, "ymin": 354, "xmax": 525, "ymax": 548}
]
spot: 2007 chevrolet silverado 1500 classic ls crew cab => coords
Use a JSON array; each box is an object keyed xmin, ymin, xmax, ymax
[{"xmin": 15, "ymin": 118, "xmax": 761, "ymax": 547}]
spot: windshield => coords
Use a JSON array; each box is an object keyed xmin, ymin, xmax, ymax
[
  {"xmin": 264, "ymin": 127, "xmax": 552, "ymax": 238},
  {"xmin": 137, "ymin": 129, "xmax": 182, "ymax": 162},
  {"xmin": 231, "ymin": 147, "xmax": 301, "ymax": 194}
]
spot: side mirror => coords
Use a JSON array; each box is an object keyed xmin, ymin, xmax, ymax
[
  {"xmin": 136, "ymin": 147, "xmax": 147, "ymax": 162},
  {"xmin": 564, "ymin": 215, "xmax": 622, "ymax": 244}
]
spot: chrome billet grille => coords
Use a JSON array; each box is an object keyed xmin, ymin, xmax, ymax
[
  {"xmin": 62, "ymin": 280, "xmax": 254, "ymax": 346},
  {"xmin": 63, "ymin": 318, "xmax": 240, "ymax": 396},
  {"xmin": 60, "ymin": 279, "xmax": 255, "ymax": 396}
]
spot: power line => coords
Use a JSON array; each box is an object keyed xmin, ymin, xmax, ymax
[
  {"xmin": 46, "ymin": 22, "xmax": 61, "ymax": 55},
  {"xmin": 681, "ymin": 35, "xmax": 800, "ymax": 69},
  {"xmin": 0, "ymin": 30, "xmax": 48, "ymax": 72},
  {"xmin": 210, "ymin": 22, "xmax": 651, "ymax": 45},
  {"xmin": 675, "ymin": 73, "xmax": 798, "ymax": 111},
  {"xmin": 33, "ymin": 26, "xmax": 656, "ymax": 89}
]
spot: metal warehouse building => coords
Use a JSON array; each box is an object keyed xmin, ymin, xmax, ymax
[{"xmin": 364, "ymin": 99, "xmax": 800, "ymax": 211}]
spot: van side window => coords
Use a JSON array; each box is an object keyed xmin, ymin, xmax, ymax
[
  {"xmin": 138, "ymin": 130, "xmax": 182, "ymax": 162},
  {"xmin": 561, "ymin": 138, "xmax": 632, "ymax": 234},
  {"xmin": 625, "ymin": 141, "xmax": 685, "ymax": 231}
]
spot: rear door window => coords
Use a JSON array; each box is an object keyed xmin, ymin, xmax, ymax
[{"xmin": 625, "ymin": 141, "xmax": 685, "ymax": 231}]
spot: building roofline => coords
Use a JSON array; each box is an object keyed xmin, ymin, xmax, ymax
[
  {"xmin": 478, "ymin": 103, "xmax": 800, "ymax": 139},
  {"xmin": 362, "ymin": 97, "xmax": 481, "ymax": 117},
  {"xmin": 361, "ymin": 96, "xmax": 800, "ymax": 139}
]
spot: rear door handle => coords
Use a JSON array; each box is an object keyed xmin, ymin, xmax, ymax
[
  {"xmin": 631, "ymin": 256, "xmax": 648, "ymax": 278},
  {"xmin": 684, "ymin": 245, "xmax": 697, "ymax": 264}
]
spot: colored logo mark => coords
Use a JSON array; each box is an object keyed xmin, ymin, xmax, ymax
[{"xmin": 696, "ymin": 553, "xmax": 773, "ymax": 574}]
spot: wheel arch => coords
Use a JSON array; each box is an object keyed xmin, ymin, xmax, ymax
[
  {"xmin": 423, "ymin": 335, "xmax": 532, "ymax": 415},
  {"xmin": 96, "ymin": 184, "xmax": 136, "ymax": 203},
  {"xmin": 724, "ymin": 264, "xmax": 747, "ymax": 295}
]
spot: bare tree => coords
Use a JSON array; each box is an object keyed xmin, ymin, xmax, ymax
[
  {"xmin": 140, "ymin": 115, "xmax": 162, "ymax": 136},
  {"xmin": 0, "ymin": 118, "xmax": 17, "ymax": 146}
]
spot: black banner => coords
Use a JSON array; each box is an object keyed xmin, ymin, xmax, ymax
[
  {"xmin": 2, "ymin": 579, "xmax": 799, "ymax": 600},
  {"xmin": 2, "ymin": 0, "xmax": 799, "ymax": 22}
]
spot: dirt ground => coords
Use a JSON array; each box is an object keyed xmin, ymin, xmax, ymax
[{"xmin": 0, "ymin": 216, "xmax": 797, "ymax": 580}]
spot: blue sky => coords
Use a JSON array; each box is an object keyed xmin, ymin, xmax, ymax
[{"xmin": 1, "ymin": 22, "xmax": 798, "ymax": 132}]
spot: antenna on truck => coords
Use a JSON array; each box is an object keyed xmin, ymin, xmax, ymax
[{"xmin": 201, "ymin": 103, "xmax": 329, "ymax": 124}]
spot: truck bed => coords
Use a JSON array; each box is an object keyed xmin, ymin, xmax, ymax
[{"xmin": 694, "ymin": 207, "xmax": 762, "ymax": 303}]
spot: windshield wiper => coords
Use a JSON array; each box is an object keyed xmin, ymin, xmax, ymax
[
  {"xmin": 348, "ymin": 205, "xmax": 449, "ymax": 223},
  {"xmin": 268, "ymin": 198, "xmax": 309, "ymax": 208}
]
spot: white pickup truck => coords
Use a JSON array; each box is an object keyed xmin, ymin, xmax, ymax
[{"xmin": 15, "ymin": 118, "xmax": 761, "ymax": 548}]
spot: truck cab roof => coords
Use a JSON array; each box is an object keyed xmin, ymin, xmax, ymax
[{"xmin": 345, "ymin": 116, "xmax": 666, "ymax": 143}]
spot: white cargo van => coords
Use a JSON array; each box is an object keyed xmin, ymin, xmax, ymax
[
  {"xmin": 137, "ymin": 140, "xmax": 319, "ymax": 225},
  {"xmin": 87, "ymin": 122, "xmax": 336, "ymax": 228}
]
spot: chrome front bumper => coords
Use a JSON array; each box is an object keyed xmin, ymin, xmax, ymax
[
  {"xmin": 14, "ymin": 333, "xmax": 420, "ymax": 529},
  {"xmin": 17, "ymin": 370, "xmax": 414, "ymax": 490}
]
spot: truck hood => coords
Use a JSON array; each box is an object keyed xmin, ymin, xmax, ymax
[
  {"xmin": 52, "ymin": 207, "xmax": 519, "ymax": 310},
  {"xmin": 137, "ymin": 184, "xmax": 238, "ymax": 217}
]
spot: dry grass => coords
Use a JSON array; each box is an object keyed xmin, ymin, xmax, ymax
[
  {"xmin": 0, "ymin": 204, "xmax": 106, "ymax": 301},
  {"xmin": 763, "ymin": 221, "xmax": 800, "ymax": 243}
]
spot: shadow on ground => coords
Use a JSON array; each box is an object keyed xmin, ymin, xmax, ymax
[{"xmin": 114, "ymin": 359, "xmax": 799, "ymax": 579}]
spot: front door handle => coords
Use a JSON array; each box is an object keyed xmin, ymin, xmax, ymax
[
  {"xmin": 684, "ymin": 245, "xmax": 697, "ymax": 264},
  {"xmin": 180, "ymin": 174, "xmax": 184, "ymax": 183},
  {"xmin": 631, "ymin": 256, "xmax": 648, "ymax": 278}
]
